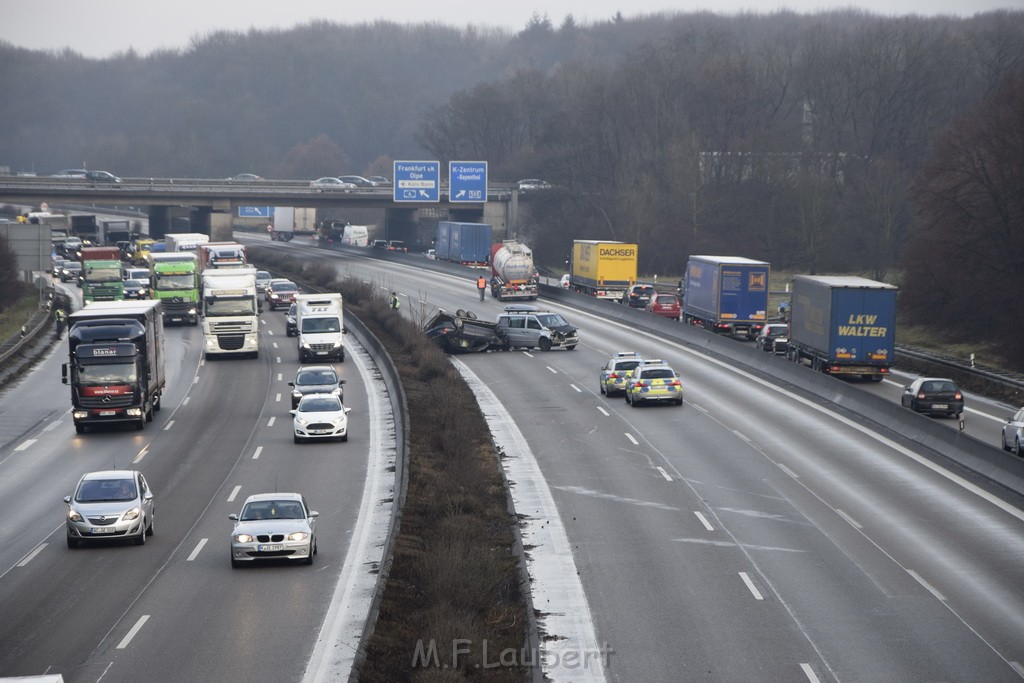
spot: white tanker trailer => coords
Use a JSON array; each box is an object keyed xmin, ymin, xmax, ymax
[{"xmin": 490, "ymin": 240, "xmax": 539, "ymax": 301}]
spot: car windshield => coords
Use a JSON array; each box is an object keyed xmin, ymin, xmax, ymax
[
  {"xmin": 299, "ymin": 397, "xmax": 342, "ymax": 412},
  {"xmin": 240, "ymin": 501, "xmax": 305, "ymax": 521},
  {"xmin": 84, "ymin": 265, "xmax": 121, "ymax": 282},
  {"xmin": 297, "ymin": 370, "xmax": 337, "ymax": 386},
  {"xmin": 271, "ymin": 282, "xmax": 296, "ymax": 292},
  {"xmin": 301, "ymin": 317, "xmax": 341, "ymax": 333},
  {"xmin": 76, "ymin": 478, "xmax": 137, "ymax": 503},
  {"xmin": 536, "ymin": 313, "xmax": 569, "ymax": 328}
]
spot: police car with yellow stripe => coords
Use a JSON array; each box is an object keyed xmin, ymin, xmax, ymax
[{"xmin": 624, "ymin": 360, "xmax": 683, "ymax": 407}]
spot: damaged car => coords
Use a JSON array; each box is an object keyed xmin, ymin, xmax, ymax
[{"xmin": 424, "ymin": 308, "xmax": 506, "ymax": 354}]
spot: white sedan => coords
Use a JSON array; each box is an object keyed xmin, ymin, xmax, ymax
[
  {"xmin": 290, "ymin": 393, "xmax": 351, "ymax": 443},
  {"xmin": 310, "ymin": 177, "xmax": 357, "ymax": 191}
]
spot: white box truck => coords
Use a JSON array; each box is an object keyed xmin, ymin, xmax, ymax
[{"xmin": 295, "ymin": 293, "xmax": 345, "ymax": 362}]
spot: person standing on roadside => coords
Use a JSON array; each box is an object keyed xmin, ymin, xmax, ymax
[
  {"xmin": 476, "ymin": 275, "xmax": 487, "ymax": 301},
  {"xmin": 54, "ymin": 307, "xmax": 67, "ymax": 337},
  {"xmin": 389, "ymin": 292, "xmax": 400, "ymax": 310}
]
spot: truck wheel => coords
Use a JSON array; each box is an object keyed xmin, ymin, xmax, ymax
[
  {"xmin": 339, "ymin": 350, "xmax": 345, "ymax": 362},
  {"xmin": 145, "ymin": 402, "xmax": 153, "ymax": 422},
  {"xmin": 154, "ymin": 394, "xmax": 162, "ymax": 411},
  {"xmin": 539, "ymin": 337, "xmax": 552, "ymax": 352}
]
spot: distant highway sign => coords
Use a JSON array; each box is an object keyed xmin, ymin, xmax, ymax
[
  {"xmin": 238, "ymin": 206, "xmax": 272, "ymax": 218},
  {"xmin": 393, "ymin": 161, "xmax": 440, "ymax": 203},
  {"xmin": 448, "ymin": 161, "xmax": 487, "ymax": 203}
]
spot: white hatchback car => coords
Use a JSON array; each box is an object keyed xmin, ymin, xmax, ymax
[{"xmin": 290, "ymin": 393, "xmax": 351, "ymax": 443}]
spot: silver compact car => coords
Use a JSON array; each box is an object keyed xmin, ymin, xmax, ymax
[
  {"xmin": 291, "ymin": 393, "xmax": 351, "ymax": 443},
  {"xmin": 229, "ymin": 493, "xmax": 318, "ymax": 568},
  {"xmin": 1001, "ymin": 407, "xmax": 1024, "ymax": 455},
  {"xmin": 64, "ymin": 470, "xmax": 154, "ymax": 548}
]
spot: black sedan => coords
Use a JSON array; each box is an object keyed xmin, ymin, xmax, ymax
[{"xmin": 900, "ymin": 377, "xmax": 964, "ymax": 418}]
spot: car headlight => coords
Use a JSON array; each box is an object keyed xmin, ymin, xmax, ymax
[
  {"xmin": 234, "ymin": 533, "xmax": 254, "ymax": 543},
  {"xmin": 67, "ymin": 508, "xmax": 83, "ymax": 522},
  {"xmin": 331, "ymin": 417, "xmax": 346, "ymax": 426},
  {"xmin": 286, "ymin": 532, "xmax": 309, "ymax": 541},
  {"xmin": 331, "ymin": 388, "xmax": 341, "ymax": 396},
  {"xmin": 123, "ymin": 506, "xmax": 141, "ymax": 521},
  {"xmin": 295, "ymin": 417, "xmax": 309, "ymax": 426}
]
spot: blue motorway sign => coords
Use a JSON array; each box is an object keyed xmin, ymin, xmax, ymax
[
  {"xmin": 238, "ymin": 206, "xmax": 272, "ymax": 218},
  {"xmin": 448, "ymin": 161, "xmax": 487, "ymax": 203},
  {"xmin": 393, "ymin": 161, "xmax": 440, "ymax": 202}
]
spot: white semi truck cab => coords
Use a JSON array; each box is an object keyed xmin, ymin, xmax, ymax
[{"xmin": 201, "ymin": 270, "xmax": 260, "ymax": 359}]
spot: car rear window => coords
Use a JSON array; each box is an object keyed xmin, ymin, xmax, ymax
[
  {"xmin": 615, "ymin": 360, "xmax": 641, "ymax": 371},
  {"xmin": 922, "ymin": 381, "xmax": 958, "ymax": 392},
  {"xmin": 642, "ymin": 368, "xmax": 675, "ymax": 379}
]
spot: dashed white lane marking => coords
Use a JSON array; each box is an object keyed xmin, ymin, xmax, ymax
[
  {"xmin": 656, "ymin": 466, "xmax": 672, "ymax": 481},
  {"xmin": 597, "ymin": 407, "xmax": 609, "ymax": 416},
  {"xmin": 186, "ymin": 538, "xmax": 207, "ymax": 562},
  {"xmin": 739, "ymin": 572, "xmax": 764, "ymax": 600},
  {"xmin": 14, "ymin": 439, "xmax": 36, "ymax": 452},
  {"xmin": 227, "ymin": 485, "xmax": 241, "ymax": 502},
  {"xmin": 547, "ymin": 366, "xmax": 557, "ymax": 374},
  {"xmin": 163, "ymin": 420, "xmax": 174, "ymax": 431},
  {"xmin": 570, "ymin": 384, "xmax": 582, "ymax": 393},
  {"xmin": 276, "ymin": 357, "xmax": 282, "ymax": 364},
  {"xmin": 252, "ymin": 446, "xmax": 263, "ymax": 460},
  {"xmin": 182, "ymin": 396, "xmax": 190, "ymax": 406},
  {"xmin": 116, "ymin": 615, "xmax": 150, "ymax": 649},
  {"xmin": 277, "ymin": 373, "xmax": 282, "ymax": 381},
  {"xmin": 192, "ymin": 376, "xmax": 199, "ymax": 384},
  {"xmin": 43, "ymin": 421, "xmax": 60, "ymax": 432},
  {"xmin": 133, "ymin": 448, "xmax": 147, "ymax": 464},
  {"xmin": 800, "ymin": 663, "xmax": 822, "ymax": 682},
  {"xmin": 275, "ymin": 393, "xmax": 281, "ymax": 402},
  {"xmin": 694, "ymin": 511, "xmax": 715, "ymax": 531},
  {"xmin": 273, "ymin": 342, "xmax": 279, "ymax": 349},
  {"xmin": 625, "ymin": 433, "xmax": 639, "ymax": 446},
  {"xmin": 16, "ymin": 543, "xmax": 46, "ymax": 567},
  {"xmin": 267, "ymin": 416, "xmax": 276, "ymax": 427}
]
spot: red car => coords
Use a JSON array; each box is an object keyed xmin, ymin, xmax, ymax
[{"xmin": 645, "ymin": 293, "xmax": 681, "ymax": 321}]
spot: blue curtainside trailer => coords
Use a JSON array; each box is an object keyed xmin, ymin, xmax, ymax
[
  {"xmin": 435, "ymin": 222, "xmax": 492, "ymax": 265},
  {"xmin": 787, "ymin": 275, "xmax": 897, "ymax": 381},
  {"xmin": 681, "ymin": 255, "xmax": 770, "ymax": 339}
]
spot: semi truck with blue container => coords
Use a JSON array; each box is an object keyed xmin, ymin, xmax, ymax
[
  {"xmin": 681, "ymin": 255, "xmax": 770, "ymax": 339},
  {"xmin": 435, "ymin": 222, "xmax": 492, "ymax": 266},
  {"xmin": 786, "ymin": 275, "xmax": 897, "ymax": 381}
]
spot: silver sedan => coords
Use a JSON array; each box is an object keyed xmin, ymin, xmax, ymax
[
  {"xmin": 229, "ymin": 493, "xmax": 318, "ymax": 568},
  {"xmin": 1002, "ymin": 407, "xmax": 1024, "ymax": 455},
  {"xmin": 64, "ymin": 469, "xmax": 155, "ymax": 548}
]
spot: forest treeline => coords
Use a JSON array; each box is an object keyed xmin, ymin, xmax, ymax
[{"xmin": 1, "ymin": 10, "xmax": 1022, "ymax": 366}]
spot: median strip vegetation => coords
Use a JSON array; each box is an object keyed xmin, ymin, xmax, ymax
[{"xmin": 250, "ymin": 247, "xmax": 530, "ymax": 681}]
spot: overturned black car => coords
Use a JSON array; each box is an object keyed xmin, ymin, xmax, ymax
[{"xmin": 424, "ymin": 308, "xmax": 506, "ymax": 354}]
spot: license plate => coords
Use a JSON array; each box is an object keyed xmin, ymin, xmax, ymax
[
  {"xmin": 91, "ymin": 527, "xmax": 116, "ymax": 534},
  {"xmin": 315, "ymin": 351, "xmax": 328, "ymax": 356},
  {"xmin": 933, "ymin": 404, "xmax": 948, "ymax": 409},
  {"xmin": 310, "ymin": 429, "xmax": 330, "ymax": 435},
  {"xmin": 98, "ymin": 410, "xmax": 116, "ymax": 416},
  {"xmin": 258, "ymin": 544, "xmax": 284, "ymax": 552}
]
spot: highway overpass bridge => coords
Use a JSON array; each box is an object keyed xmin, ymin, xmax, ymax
[{"xmin": 0, "ymin": 176, "xmax": 524, "ymax": 243}]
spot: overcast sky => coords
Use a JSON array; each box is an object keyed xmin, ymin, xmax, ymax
[{"xmin": 3, "ymin": 0, "xmax": 1022, "ymax": 58}]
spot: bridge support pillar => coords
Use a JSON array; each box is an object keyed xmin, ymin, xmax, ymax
[{"xmin": 148, "ymin": 206, "xmax": 170, "ymax": 239}]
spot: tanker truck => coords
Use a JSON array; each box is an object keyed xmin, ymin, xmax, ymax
[{"xmin": 490, "ymin": 241, "xmax": 539, "ymax": 301}]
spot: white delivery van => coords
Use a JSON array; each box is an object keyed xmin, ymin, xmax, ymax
[{"xmin": 295, "ymin": 293, "xmax": 345, "ymax": 362}]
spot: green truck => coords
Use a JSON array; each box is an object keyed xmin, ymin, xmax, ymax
[
  {"xmin": 150, "ymin": 252, "xmax": 200, "ymax": 325},
  {"xmin": 80, "ymin": 246, "xmax": 125, "ymax": 303}
]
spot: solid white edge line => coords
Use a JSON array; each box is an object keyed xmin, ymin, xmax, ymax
[
  {"xmin": 303, "ymin": 334, "xmax": 394, "ymax": 682},
  {"xmin": 835, "ymin": 509, "xmax": 863, "ymax": 529},
  {"xmin": 907, "ymin": 569, "xmax": 947, "ymax": 602},
  {"xmin": 186, "ymin": 538, "xmax": 207, "ymax": 562},
  {"xmin": 252, "ymin": 446, "xmax": 262, "ymax": 460},
  {"xmin": 451, "ymin": 359, "xmax": 607, "ymax": 682},
  {"xmin": 16, "ymin": 543, "xmax": 46, "ymax": 567},
  {"xmin": 694, "ymin": 511, "xmax": 715, "ymax": 531},
  {"xmin": 116, "ymin": 615, "xmax": 150, "ymax": 649},
  {"xmin": 777, "ymin": 463, "xmax": 799, "ymax": 479},
  {"xmin": 739, "ymin": 572, "xmax": 764, "ymax": 600},
  {"xmin": 227, "ymin": 485, "xmax": 241, "ymax": 503}
]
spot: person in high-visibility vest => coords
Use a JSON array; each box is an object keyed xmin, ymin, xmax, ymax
[
  {"xmin": 476, "ymin": 276, "xmax": 487, "ymax": 301},
  {"xmin": 54, "ymin": 307, "xmax": 67, "ymax": 337},
  {"xmin": 389, "ymin": 292, "xmax": 400, "ymax": 310}
]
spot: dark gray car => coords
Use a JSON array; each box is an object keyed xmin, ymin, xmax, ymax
[{"xmin": 289, "ymin": 365, "xmax": 345, "ymax": 408}]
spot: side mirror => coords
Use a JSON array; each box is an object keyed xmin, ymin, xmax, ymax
[
  {"xmin": 344, "ymin": 407, "xmax": 352, "ymax": 414},
  {"xmin": 308, "ymin": 511, "xmax": 319, "ymax": 519},
  {"xmin": 289, "ymin": 409, "xmax": 297, "ymax": 416},
  {"xmin": 339, "ymin": 379, "xmax": 347, "ymax": 385},
  {"xmin": 228, "ymin": 513, "xmax": 238, "ymax": 521},
  {"xmin": 63, "ymin": 495, "xmax": 71, "ymax": 504},
  {"xmin": 287, "ymin": 381, "xmax": 294, "ymax": 387}
]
